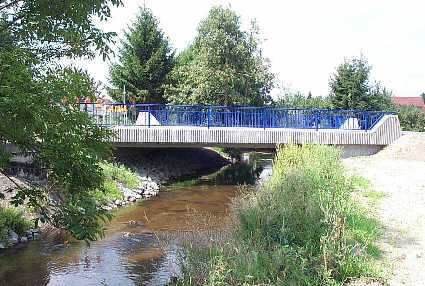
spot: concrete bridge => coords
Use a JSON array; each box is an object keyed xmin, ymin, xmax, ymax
[{"xmin": 81, "ymin": 104, "xmax": 402, "ymax": 157}]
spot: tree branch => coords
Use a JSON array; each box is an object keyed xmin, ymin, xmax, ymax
[{"xmin": 0, "ymin": 0, "xmax": 22, "ymax": 12}]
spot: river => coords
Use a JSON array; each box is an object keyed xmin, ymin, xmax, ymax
[{"xmin": 0, "ymin": 152, "xmax": 274, "ymax": 286}]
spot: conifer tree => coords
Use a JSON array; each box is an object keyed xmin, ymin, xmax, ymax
[
  {"xmin": 108, "ymin": 7, "xmax": 174, "ymax": 104},
  {"xmin": 329, "ymin": 55, "xmax": 393, "ymax": 111}
]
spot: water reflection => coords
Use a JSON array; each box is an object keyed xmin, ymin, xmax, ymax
[{"xmin": 0, "ymin": 152, "xmax": 274, "ymax": 286}]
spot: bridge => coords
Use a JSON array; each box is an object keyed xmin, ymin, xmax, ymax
[{"xmin": 82, "ymin": 103, "xmax": 401, "ymax": 156}]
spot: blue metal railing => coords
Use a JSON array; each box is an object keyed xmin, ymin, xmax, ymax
[{"xmin": 77, "ymin": 103, "xmax": 394, "ymax": 131}]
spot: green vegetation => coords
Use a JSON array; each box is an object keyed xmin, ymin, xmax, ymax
[
  {"xmin": 396, "ymin": 105, "xmax": 425, "ymax": 132},
  {"xmin": 0, "ymin": 0, "xmax": 122, "ymax": 243},
  {"xmin": 214, "ymin": 162, "xmax": 262, "ymax": 185},
  {"xmin": 91, "ymin": 162, "xmax": 141, "ymax": 203},
  {"xmin": 175, "ymin": 144, "xmax": 382, "ymax": 285},
  {"xmin": 100, "ymin": 162, "xmax": 140, "ymax": 190},
  {"xmin": 108, "ymin": 7, "xmax": 175, "ymax": 104},
  {"xmin": 329, "ymin": 55, "xmax": 394, "ymax": 111},
  {"xmin": 0, "ymin": 208, "xmax": 34, "ymax": 237},
  {"xmin": 211, "ymin": 147, "xmax": 242, "ymax": 160},
  {"xmin": 164, "ymin": 6, "xmax": 275, "ymax": 107},
  {"xmin": 275, "ymin": 86, "xmax": 332, "ymax": 110}
]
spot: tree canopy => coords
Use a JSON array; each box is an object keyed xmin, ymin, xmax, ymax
[
  {"xmin": 329, "ymin": 55, "xmax": 394, "ymax": 111},
  {"xmin": 0, "ymin": 0, "xmax": 122, "ymax": 243},
  {"xmin": 108, "ymin": 7, "xmax": 175, "ymax": 104},
  {"xmin": 164, "ymin": 6, "xmax": 275, "ymax": 107},
  {"xmin": 274, "ymin": 86, "xmax": 332, "ymax": 110}
]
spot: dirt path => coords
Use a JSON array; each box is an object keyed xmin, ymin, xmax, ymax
[{"xmin": 344, "ymin": 132, "xmax": 425, "ymax": 286}]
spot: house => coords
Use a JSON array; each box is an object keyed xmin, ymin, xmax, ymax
[{"xmin": 392, "ymin": 97, "xmax": 425, "ymax": 112}]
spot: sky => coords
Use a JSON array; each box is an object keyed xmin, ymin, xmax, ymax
[{"xmin": 78, "ymin": 0, "xmax": 425, "ymax": 99}]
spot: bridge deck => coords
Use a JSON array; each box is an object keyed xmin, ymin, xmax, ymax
[{"xmin": 111, "ymin": 115, "xmax": 401, "ymax": 148}]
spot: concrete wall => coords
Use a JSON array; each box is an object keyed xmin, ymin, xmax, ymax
[
  {"xmin": 111, "ymin": 115, "xmax": 402, "ymax": 148},
  {"xmin": 336, "ymin": 144, "xmax": 384, "ymax": 158}
]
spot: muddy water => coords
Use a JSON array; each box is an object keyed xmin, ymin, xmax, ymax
[{"xmin": 0, "ymin": 152, "xmax": 274, "ymax": 286}]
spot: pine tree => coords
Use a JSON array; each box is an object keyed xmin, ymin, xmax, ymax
[
  {"xmin": 329, "ymin": 55, "xmax": 393, "ymax": 111},
  {"xmin": 108, "ymin": 7, "xmax": 174, "ymax": 104}
]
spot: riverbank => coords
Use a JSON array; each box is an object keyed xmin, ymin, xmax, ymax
[
  {"xmin": 0, "ymin": 151, "xmax": 269, "ymax": 286},
  {"xmin": 173, "ymin": 144, "xmax": 382, "ymax": 285},
  {"xmin": 102, "ymin": 147, "xmax": 230, "ymax": 210},
  {"xmin": 344, "ymin": 132, "xmax": 425, "ymax": 286},
  {"xmin": 0, "ymin": 147, "xmax": 230, "ymax": 250}
]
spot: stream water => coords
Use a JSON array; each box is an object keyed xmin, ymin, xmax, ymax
[{"xmin": 0, "ymin": 152, "xmax": 274, "ymax": 286}]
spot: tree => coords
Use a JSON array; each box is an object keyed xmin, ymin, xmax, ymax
[
  {"xmin": 0, "ymin": 0, "xmax": 122, "ymax": 243},
  {"xmin": 397, "ymin": 105, "xmax": 425, "ymax": 132},
  {"xmin": 108, "ymin": 7, "xmax": 174, "ymax": 104},
  {"xmin": 164, "ymin": 6, "xmax": 275, "ymax": 107},
  {"xmin": 274, "ymin": 85, "xmax": 331, "ymax": 110},
  {"xmin": 329, "ymin": 55, "xmax": 394, "ymax": 111}
]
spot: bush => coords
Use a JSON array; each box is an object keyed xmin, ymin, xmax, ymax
[
  {"xmin": 175, "ymin": 144, "xmax": 381, "ymax": 285},
  {"xmin": 0, "ymin": 207, "xmax": 34, "ymax": 236},
  {"xmin": 397, "ymin": 105, "xmax": 425, "ymax": 132},
  {"xmin": 275, "ymin": 90, "xmax": 332, "ymax": 110},
  {"xmin": 100, "ymin": 162, "xmax": 140, "ymax": 189}
]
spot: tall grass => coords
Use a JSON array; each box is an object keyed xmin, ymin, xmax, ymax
[
  {"xmin": 100, "ymin": 162, "xmax": 139, "ymax": 189},
  {"xmin": 0, "ymin": 207, "xmax": 34, "ymax": 237},
  {"xmin": 90, "ymin": 162, "xmax": 141, "ymax": 203},
  {"xmin": 174, "ymin": 144, "xmax": 382, "ymax": 285}
]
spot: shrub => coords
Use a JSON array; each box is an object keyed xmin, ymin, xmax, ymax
[
  {"xmin": 397, "ymin": 105, "xmax": 425, "ymax": 132},
  {"xmin": 103, "ymin": 181, "xmax": 123, "ymax": 200},
  {"xmin": 0, "ymin": 207, "xmax": 34, "ymax": 236},
  {"xmin": 175, "ymin": 144, "xmax": 381, "ymax": 285},
  {"xmin": 100, "ymin": 162, "xmax": 140, "ymax": 189}
]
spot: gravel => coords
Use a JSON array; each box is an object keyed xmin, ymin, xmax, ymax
[{"xmin": 345, "ymin": 132, "xmax": 425, "ymax": 286}]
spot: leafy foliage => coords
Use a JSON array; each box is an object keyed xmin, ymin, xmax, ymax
[
  {"xmin": 0, "ymin": 1, "xmax": 122, "ymax": 243},
  {"xmin": 0, "ymin": 0, "xmax": 122, "ymax": 60},
  {"xmin": 108, "ymin": 7, "xmax": 175, "ymax": 104},
  {"xmin": 275, "ymin": 86, "xmax": 332, "ymax": 110},
  {"xmin": 329, "ymin": 55, "xmax": 394, "ymax": 111},
  {"xmin": 0, "ymin": 208, "xmax": 34, "ymax": 236},
  {"xmin": 100, "ymin": 161, "xmax": 140, "ymax": 189},
  {"xmin": 164, "ymin": 6, "xmax": 275, "ymax": 107},
  {"xmin": 396, "ymin": 105, "xmax": 425, "ymax": 132}
]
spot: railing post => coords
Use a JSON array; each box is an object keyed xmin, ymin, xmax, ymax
[
  {"xmin": 207, "ymin": 106, "xmax": 211, "ymax": 128},
  {"xmin": 148, "ymin": 104, "xmax": 151, "ymax": 128},
  {"xmin": 365, "ymin": 111, "xmax": 368, "ymax": 131},
  {"xmin": 263, "ymin": 107, "xmax": 266, "ymax": 129},
  {"xmin": 315, "ymin": 110, "xmax": 319, "ymax": 131}
]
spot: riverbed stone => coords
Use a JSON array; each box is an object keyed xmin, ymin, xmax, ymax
[
  {"xmin": 8, "ymin": 231, "xmax": 19, "ymax": 245},
  {"xmin": 20, "ymin": 236, "xmax": 28, "ymax": 243}
]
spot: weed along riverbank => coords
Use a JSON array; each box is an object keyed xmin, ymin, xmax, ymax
[
  {"xmin": 0, "ymin": 145, "xmax": 385, "ymax": 285},
  {"xmin": 0, "ymin": 149, "xmax": 271, "ymax": 285},
  {"xmin": 0, "ymin": 147, "xmax": 230, "ymax": 251},
  {"xmin": 172, "ymin": 144, "xmax": 382, "ymax": 285}
]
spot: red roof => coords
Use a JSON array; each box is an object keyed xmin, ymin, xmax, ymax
[{"xmin": 392, "ymin": 97, "xmax": 425, "ymax": 112}]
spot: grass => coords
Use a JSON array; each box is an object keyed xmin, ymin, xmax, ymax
[
  {"xmin": 0, "ymin": 207, "xmax": 34, "ymax": 238},
  {"xmin": 100, "ymin": 161, "xmax": 139, "ymax": 189},
  {"xmin": 91, "ymin": 162, "xmax": 142, "ymax": 204},
  {"xmin": 210, "ymin": 147, "xmax": 242, "ymax": 160},
  {"xmin": 349, "ymin": 175, "xmax": 388, "ymax": 203},
  {"xmin": 173, "ymin": 144, "xmax": 384, "ymax": 285}
]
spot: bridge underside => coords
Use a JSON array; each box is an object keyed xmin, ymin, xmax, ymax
[{"xmin": 111, "ymin": 115, "xmax": 401, "ymax": 150}]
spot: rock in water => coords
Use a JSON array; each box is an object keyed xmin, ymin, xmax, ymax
[{"xmin": 8, "ymin": 231, "xmax": 19, "ymax": 246}]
